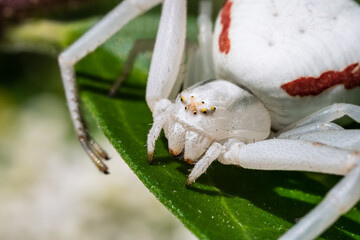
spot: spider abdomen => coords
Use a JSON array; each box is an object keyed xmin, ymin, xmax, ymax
[{"xmin": 213, "ymin": 0, "xmax": 360, "ymax": 129}]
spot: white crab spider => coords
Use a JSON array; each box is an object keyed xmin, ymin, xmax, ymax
[{"xmin": 58, "ymin": 0, "xmax": 360, "ymax": 239}]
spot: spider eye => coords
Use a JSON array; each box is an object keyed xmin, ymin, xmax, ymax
[
  {"xmin": 201, "ymin": 108, "xmax": 208, "ymax": 114},
  {"xmin": 180, "ymin": 96, "xmax": 185, "ymax": 102},
  {"xmin": 211, "ymin": 106, "xmax": 216, "ymax": 111},
  {"xmin": 185, "ymin": 106, "xmax": 188, "ymax": 110},
  {"xmin": 193, "ymin": 111, "xmax": 197, "ymax": 115}
]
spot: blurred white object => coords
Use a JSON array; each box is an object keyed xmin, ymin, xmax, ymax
[{"xmin": 0, "ymin": 94, "xmax": 195, "ymax": 240}]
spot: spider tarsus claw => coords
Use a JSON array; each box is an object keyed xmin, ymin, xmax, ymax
[
  {"xmin": 79, "ymin": 135, "xmax": 111, "ymax": 174},
  {"xmin": 108, "ymin": 90, "xmax": 116, "ymax": 98},
  {"xmin": 147, "ymin": 152, "xmax": 154, "ymax": 164},
  {"xmin": 97, "ymin": 163, "xmax": 109, "ymax": 174},
  {"xmin": 185, "ymin": 178, "xmax": 194, "ymax": 187},
  {"xmin": 89, "ymin": 137, "xmax": 110, "ymax": 160},
  {"xmin": 99, "ymin": 152, "xmax": 110, "ymax": 160}
]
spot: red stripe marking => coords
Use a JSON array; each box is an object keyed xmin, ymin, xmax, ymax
[
  {"xmin": 219, "ymin": 0, "xmax": 233, "ymax": 54},
  {"xmin": 281, "ymin": 63, "xmax": 360, "ymax": 97}
]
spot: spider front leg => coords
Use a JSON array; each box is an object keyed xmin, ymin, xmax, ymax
[
  {"xmin": 145, "ymin": 0, "xmax": 200, "ymax": 162},
  {"xmin": 186, "ymin": 134, "xmax": 360, "ymax": 184},
  {"xmin": 186, "ymin": 141, "xmax": 223, "ymax": 186},
  {"xmin": 145, "ymin": 0, "xmax": 186, "ymax": 111},
  {"xmin": 58, "ymin": 0, "xmax": 163, "ymax": 173},
  {"xmin": 197, "ymin": 138, "xmax": 359, "ymax": 240}
]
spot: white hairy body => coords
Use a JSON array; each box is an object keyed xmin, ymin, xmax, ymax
[
  {"xmin": 213, "ymin": 0, "xmax": 360, "ymax": 129},
  {"xmin": 58, "ymin": 0, "xmax": 360, "ymax": 239}
]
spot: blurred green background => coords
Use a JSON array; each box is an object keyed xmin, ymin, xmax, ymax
[{"xmin": 0, "ymin": 0, "xmax": 200, "ymax": 239}]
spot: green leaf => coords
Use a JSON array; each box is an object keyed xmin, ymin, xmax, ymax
[
  {"xmin": 76, "ymin": 14, "xmax": 360, "ymax": 240},
  {"xmin": 2, "ymin": 6, "xmax": 360, "ymax": 240}
]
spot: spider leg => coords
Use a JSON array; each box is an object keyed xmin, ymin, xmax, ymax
[
  {"xmin": 276, "ymin": 122, "xmax": 343, "ymax": 139},
  {"xmin": 219, "ymin": 139, "xmax": 359, "ymax": 175},
  {"xmin": 146, "ymin": 0, "xmax": 220, "ymax": 162},
  {"xmin": 168, "ymin": 40, "xmax": 199, "ymax": 100},
  {"xmin": 186, "ymin": 142, "xmax": 222, "ymax": 186},
  {"xmin": 213, "ymin": 138, "xmax": 360, "ymax": 239},
  {"xmin": 108, "ymin": 39, "xmax": 155, "ymax": 97},
  {"xmin": 58, "ymin": 0, "xmax": 163, "ymax": 173},
  {"xmin": 280, "ymin": 129, "xmax": 360, "ymax": 151},
  {"xmin": 186, "ymin": 138, "xmax": 360, "ymax": 185},
  {"xmin": 145, "ymin": 0, "xmax": 187, "ymax": 161},
  {"xmin": 183, "ymin": 0, "xmax": 214, "ymax": 89},
  {"xmin": 197, "ymin": 0, "xmax": 215, "ymax": 81},
  {"xmin": 145, "ymin": 0, "xmax": 187, "ymax": 111},
  {"xmin": 147, "ymin": 99, "xmax": 172, "ymax": 163},
  {"xmin": 279, "ymin": 164, "xmax": 360, "ymax": 240},
  {"xmin": 108, "ymin": 38, "xmax": 198, "ymax": 99},
  {"xmin": 280, "ymin": 103, "xmax": 360, "ymax": 133}
]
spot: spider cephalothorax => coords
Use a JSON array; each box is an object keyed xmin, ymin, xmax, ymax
[{"xmin": 158, "ymin": 80, "xmax": 271, "ymax": 163}]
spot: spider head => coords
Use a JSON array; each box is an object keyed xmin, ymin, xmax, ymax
[{"xmin": 161, "ymin": 80, "xmax": 271, "ymax": 164}]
